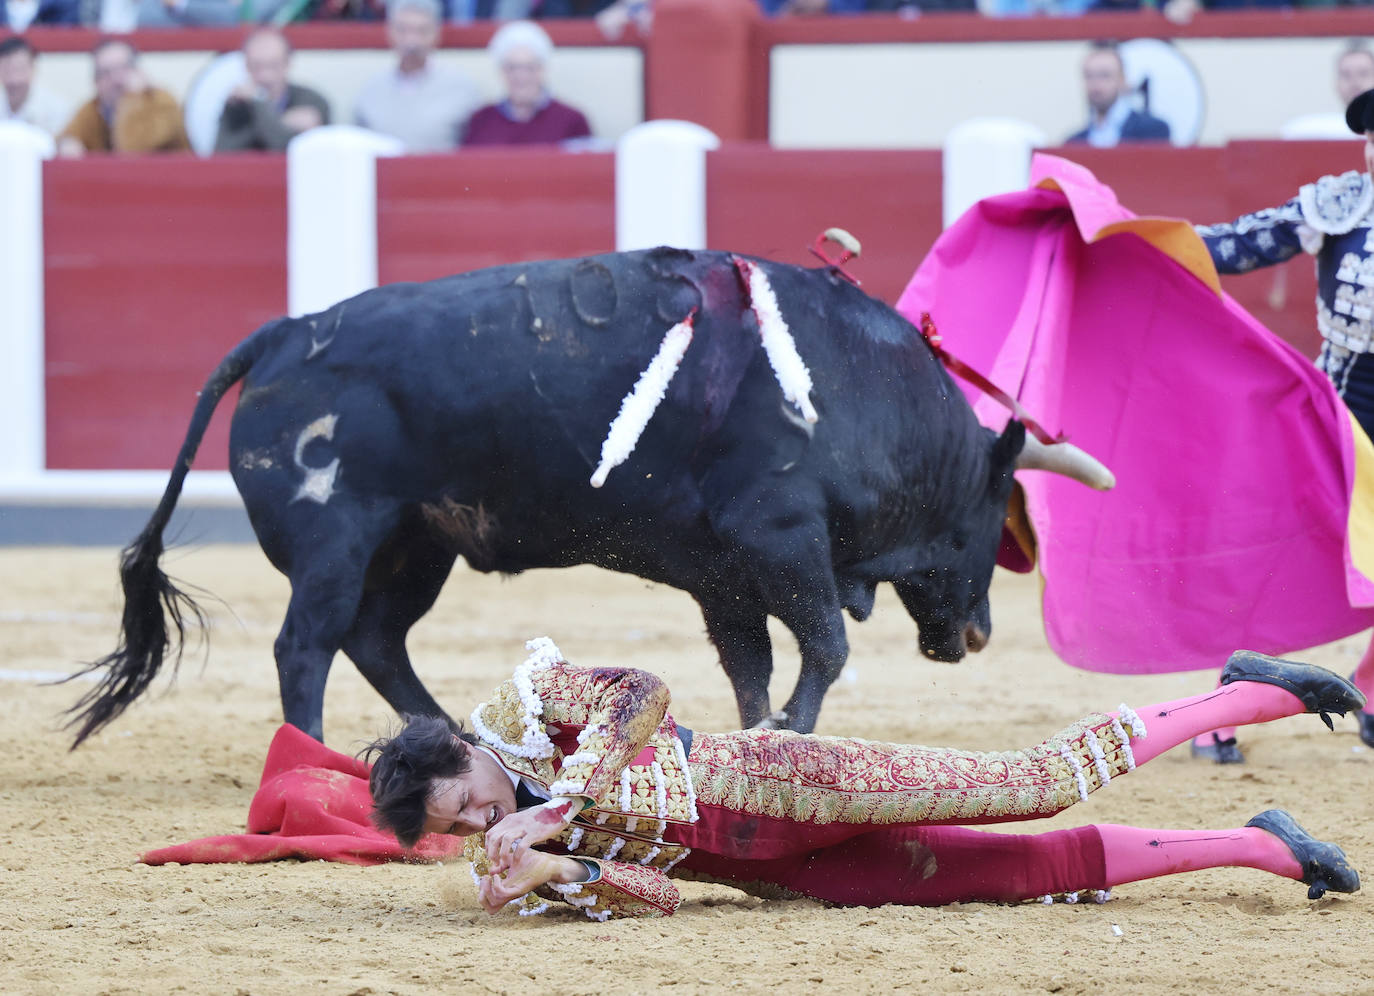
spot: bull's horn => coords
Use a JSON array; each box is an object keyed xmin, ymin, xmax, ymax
[{"xmin": 1015, "ymin": 434, "xmax": 1115, "ymax": 490}]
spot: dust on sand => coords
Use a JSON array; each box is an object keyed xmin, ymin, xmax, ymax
[{"xmin": 2, "ymin": 545, "xmax": 1371, "ymax": 995}]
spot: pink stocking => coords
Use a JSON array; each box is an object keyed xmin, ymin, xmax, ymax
[
  {"xmin": 1122, "ymin": 682, "xmax": 1309, "ymax": 767},
  {"xmin": 1099, "ymin": 823, "xmax": 1301, "ymax": 887},
  {"xmin": 1353, "ymin": 634, "xmax": 1374, "ymax": 706},
  {"xmin": 1191, "ymin": 670, "xmax": 1237, "ymax": 751}
]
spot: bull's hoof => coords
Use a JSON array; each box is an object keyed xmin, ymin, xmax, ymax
[
  {"xmin": 754, "ymin": 710, "xmax": 791, "ymax": 731},
  {"xmin": 1247, "ymin": 809, "xmax": 1360, "ymax": 900},
  {"xmin": 1220, "ymin": 651, "xmax": 1365, "ymax": 730},
  {"xmin": 1190, "ymin": 733, "xmax": 1245, "ymax": 764}
]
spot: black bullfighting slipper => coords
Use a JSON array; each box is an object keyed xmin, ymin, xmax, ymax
[
  {"xmin": 1189, "ymin": 733, "xmax": 1244, "ymax": 764},
  {"xmin": 1246, "ymin": 809, "xmax": 1361, "ymax": 900},
  {"xmin": 1346, "ymin": 674, "xmax": 1374, "ymax": 748},
  {"xmin": 1219, "ymin": 650, "xmax": 1366, "ymax": 730}
]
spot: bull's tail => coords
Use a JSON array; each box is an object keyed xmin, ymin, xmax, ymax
[{"xmin": 65, "ymin": 320, "xmax": 285, "ymax": 748}]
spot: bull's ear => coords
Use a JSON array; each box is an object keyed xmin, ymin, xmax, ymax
[{"xmin": 989, "ymin": 419, "xmax": 1027, "ymax": 485}]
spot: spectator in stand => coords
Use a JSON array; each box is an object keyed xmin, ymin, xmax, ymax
[
  {"xmin": 0, "ymin": 37, "xmax": 72, "ymax": 137},
  {"xmin": 56, "ymin": 39, "xmax": 190, "ymax": 157},
  {"xmin": 866, "ymin": 0, "xmax": 974, "ymax": 9},
  {"xmin": 758, "ymin": 0, "xmax": 860, "ymax": 12},
  {"xmin": 1160, "ymin": 0, "xmax": 1287, "ymax": 22},
  {"xmin": 1, "ymin": 0, "xmax": 78, "ymax": 28},
  {"xmin": 133, "ymin": 0, "xmax": 240, "ymax": 27},
  {"xmin": 1282, "ymin": 42, "xmax": 1374, "ymax": 140},
  {"xmin": 215, "ymin": 28, "xmax": 331, "ymax": 153},
  {"xmin": 462, "ymin": 21, "xmax": 592, "ymax": 147},
  {"xmin": 353, "ymin": 0, "xmax": 480, "ymax": 153},
  {"xmin": 1065, "ymin": 42, "xmax": 1170, "ymax": 147}
]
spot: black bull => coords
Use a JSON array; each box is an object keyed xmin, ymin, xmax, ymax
[{"xmin": 68, "ymin": 247, "xmax": 1109, "ymax": 747}]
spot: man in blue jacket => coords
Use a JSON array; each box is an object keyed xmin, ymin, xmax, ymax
[{"xmin": 1066, "ymin": 41, "xmax": 1171, "ymax": 146}]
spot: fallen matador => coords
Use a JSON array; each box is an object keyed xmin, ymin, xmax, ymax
[{"xmin": 366, "ymin": 641, "xmax": 1363, "ymax": 919}]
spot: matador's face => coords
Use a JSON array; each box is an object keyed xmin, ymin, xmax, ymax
[
  {"xmin": 1364, "ymin": 132, "xmax": 1374, "ymax": 178},
  {"xmin": 423, "ymin": 745, "xmax": 519, "ymax": 837}
]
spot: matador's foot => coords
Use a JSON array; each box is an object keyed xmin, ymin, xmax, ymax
[
  {"xmin": 1247, "ymin": 809, "xmax": 1360, "ymax": 900},
  {"xmin": 1220, "ymin": 651, "xmax": 1366, "ymax": 729},
  {"xmin": 1346, "ymin": 674, "xmax": 1374, "ymax": 748},
  {"xmin": 1190, "ymin": 733, "xmax": 1244, "ymax": 764}
]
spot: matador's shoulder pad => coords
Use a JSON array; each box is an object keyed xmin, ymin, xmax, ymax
[{"xmin": 1299, "ymin": 170, "xmax": 1374, "ymax": 236}]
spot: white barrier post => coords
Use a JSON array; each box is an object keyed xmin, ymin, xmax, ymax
[
  {"xmin": 0, "ymin": 122, "xmax": 54, "ymax": 482},
  {"xmin": 942, "ymin": 118, "xmax": 1047, "ymax": 230},
  {"xmin": 615, "ymin": 120, "xmax": 721, "ymax": 251},
  {"xmin": 287, "ymin": 125, "xmax": 405, "ymax": 318}
]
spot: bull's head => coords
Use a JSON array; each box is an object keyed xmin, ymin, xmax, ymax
[{"xmin": 893, "ymin": 420, "xmax": 1113, "ymax": 662}]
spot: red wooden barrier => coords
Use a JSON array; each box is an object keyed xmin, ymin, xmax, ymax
[
  {"xmin": 376, "ymin": 149, "xmax": 615, "ymax": 284},
  {"xmin": 37, "ymin": 140, "xmax": 1364, "ymax": 470},
  {"xmin": 43, "ymin": 155, "xmax": 287, "ymax": 470},
  {"xmin": 706, "ymin": 145, "xmax": 942, "ymax": 306}
]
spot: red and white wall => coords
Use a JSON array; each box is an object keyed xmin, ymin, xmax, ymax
[{"xmin": 3, "ymin": 7, "xmax": 1372, "ymax": 502}]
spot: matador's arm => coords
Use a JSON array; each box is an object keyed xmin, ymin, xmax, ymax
[
  {"xmin": 471, "ymin": 640, "xmax": 673, "ymax": 862},
  {"xmin": 1194, "ymin": 195, "xmax": 1310, "ymax": 275},
  {"xmin": 531, "ymin": 658, "xmax": 672, "ymax": 807}
]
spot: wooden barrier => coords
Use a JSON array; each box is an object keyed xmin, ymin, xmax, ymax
[
  {"xmin": 376, "ymin": 148, "xmax": 615, "ymax": 284},
  {"xmin": 43, "ymin": 155, "xmax": 286, "ymax": 470},
  {"xmin": 33, "ymin": 139, "xmax": 1368, "ymax": 470}
]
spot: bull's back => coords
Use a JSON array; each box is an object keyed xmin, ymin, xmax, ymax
[{"xmin": 225, "ymin": 248, "xmax": 965, "ymax": 573}]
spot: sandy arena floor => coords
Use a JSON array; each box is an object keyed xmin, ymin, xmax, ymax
[{"xmin": 3, "ymin": 543, "xmax": 1373, "ymax": 995}]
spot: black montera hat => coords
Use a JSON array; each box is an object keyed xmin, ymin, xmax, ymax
[{"xmin": 1346, "ymin": 88, "xmax": 1374, "ymax": 135}]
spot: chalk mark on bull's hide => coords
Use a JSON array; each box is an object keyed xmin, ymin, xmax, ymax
[
  {"xmin": 291, "ymin": 414, "xmax": 340, "ymax": 504},
  {"xmin": 306, "ymin": 306, "xmax": 344, "ymax": 360}
]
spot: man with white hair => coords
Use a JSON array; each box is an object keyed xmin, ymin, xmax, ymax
[
  {"xmin": 462, "ymin": 20, "xmax": 591, "ymax": 147},
  {"xmin": 354, "ymin": 0, "xmax": 480, "ymax": 153}
]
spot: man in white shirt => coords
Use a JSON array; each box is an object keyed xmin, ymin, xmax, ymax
[
  {"xmin": 353, "ymin": 0, "xmax": 480, "ymax": 153},
  {"xmin": 0, "ymin": 36, "xmax": 72, "ymax": 137}
]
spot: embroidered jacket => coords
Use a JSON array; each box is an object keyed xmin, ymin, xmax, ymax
[
  {"xmin": 462, "ymin": 638, "xmax": 700, "ymax": 921},
  {"xmin": 1195, "ymin": 170, "xmax": 1374, "ymax": 351},
  {"xmin": 459, "ymin": 639, "xmax": 1145, "ymax": 921}
]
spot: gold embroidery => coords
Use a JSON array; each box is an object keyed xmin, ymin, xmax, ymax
[{"xmin": 688, "ymin": 714, "xmax": 1135, "ymax": 826}]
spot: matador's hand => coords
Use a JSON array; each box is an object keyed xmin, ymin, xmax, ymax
[
  {"xmin": 485, "ymin": 798, "xmax": 580, "ymax": 876},
  {"xmin": 477, "ymin": 851, "xmax": 589, "ymax": 914}
]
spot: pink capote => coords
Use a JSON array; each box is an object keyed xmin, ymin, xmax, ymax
[{"xmin": 895, "ymin": 154, "xmax": 1374, "ymax": 674}]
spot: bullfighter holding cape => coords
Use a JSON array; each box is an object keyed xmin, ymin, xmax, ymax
[{"xmin": 895, "ymin": 152, "xmax": 1374, "ymax": 757}]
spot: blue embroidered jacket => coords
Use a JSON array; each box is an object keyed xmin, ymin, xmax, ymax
[{"xmin": 1195, "ymin": 170, "xmax": 1374, "ymax": 352}]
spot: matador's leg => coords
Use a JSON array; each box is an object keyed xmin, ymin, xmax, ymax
[
  {"xmin": 678, "ymin": 812, "xmax": 1359, "ymax": 908},
  {"xmin": 683, "ymin": 653, "xmax": 1362, "ymax": 859},
  {"xmin": 1352, "ymin": 634, "xmax": 1374, "ymax": 747}
]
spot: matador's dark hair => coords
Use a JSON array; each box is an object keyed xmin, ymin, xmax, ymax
[{"xmin": 361, "ymin": 715, "xmax": 479, "ymax": 849}]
